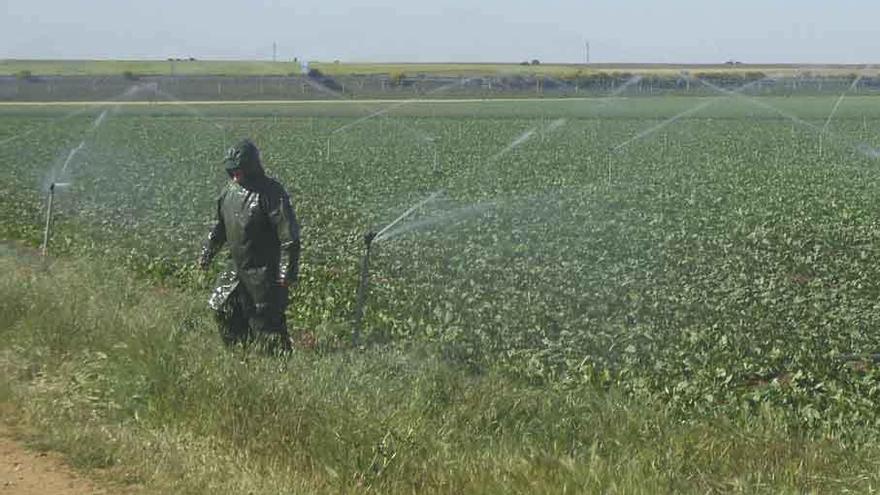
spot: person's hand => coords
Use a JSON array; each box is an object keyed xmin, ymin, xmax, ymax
[
  {"xmin": 197, "ymin": 256, "xmax": 210, "ymax": 270},
  {"xmin": 278, "ymin": 274, "xmax": 298, "ymax": 289}
]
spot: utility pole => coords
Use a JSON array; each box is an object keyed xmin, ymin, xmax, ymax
[
  {"xmin": 273, "ymin": 41, "xmax": 277, "ymax": 62},
  {"xmin": 584, "ymin": 41, "xmax": 590, "ymax": 64}
]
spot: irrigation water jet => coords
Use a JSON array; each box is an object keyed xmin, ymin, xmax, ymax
[
  {"xmin": 351, "ymin": 190, "xmax": 443, "ymax": 343},
  {"xmin": 612, "ymin": 77, "xmax": 767, "ymax": 152},
  {"xmin": 302, "ymin": 76, "xmax": 447, "ymax": 174},
  {"xmin": 331, "ymin": 78, "xmax": 474, "ymax": 135},
  {"xmin": 489, "ymin": 118, "xmax": 568, "ymax": 163},
  {"xmin": 92, "ymin": 109, "xmax": 108, "ymax": 129},
  {"xmin": 697, "ymin": 77, "xmax": 880, "ymax": 159},
  {"xmin": 607, "ymin": 75, "xmax": 643, "ymax": 98},
  {"xmin": 0, "ymin": 84, "xmax": 143, "ymax": 147},
  {"xmin": 823, "ymin": 73, "xmax": 865, "ymax": 134},
  {"xmin": 374, "ymin": 190, "xmax": 444, "ymax": 242},
  {"xmin": 60, "ymin": 141, "xmax": 86, "ymax": 174},
  {"xmin": 375, "ymin": 199, "xmax": 499, "ymax": 242}
]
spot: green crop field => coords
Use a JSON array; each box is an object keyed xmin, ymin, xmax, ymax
[
  {"xmin": 3, "ymin": 58, "xmax": 877, "ymax": 77},
  {"xmin": 4, "ymin": 93, "xmax": 880, "ymax": 492}
]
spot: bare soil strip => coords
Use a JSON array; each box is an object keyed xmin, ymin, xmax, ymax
[
  {"xmin": 0, "ymin": 425, "xmax": 104, "ymax": 495},
  {"xmin": 0, "ymin": 97, "xmax": 621, "ymax": 106}
]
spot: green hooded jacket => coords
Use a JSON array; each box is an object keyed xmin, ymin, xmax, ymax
[{"xmin": 200, "ymin": 141, "xmax": 301, "ymax": 310}]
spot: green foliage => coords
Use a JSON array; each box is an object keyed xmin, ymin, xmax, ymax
[
  {"xmin": 3, "ymin": 253, "xmax": 880, "ymax": 493},
  {"xmin": 3, "ymin": 96, "xmax": 880, "ymax": 440}
]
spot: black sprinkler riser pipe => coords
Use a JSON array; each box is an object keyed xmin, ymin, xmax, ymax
[
  {"xmin": 352, "ymin": 230, "xmax": 377, "ymax": 347},
  {"xmin": 41, "ymin": 183, "xmax": 56, "ymax": 257}
]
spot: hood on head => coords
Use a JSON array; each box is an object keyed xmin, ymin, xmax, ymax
[{"xmin": 224, "ymin": 138, "xmax": 265, "ymax": 178}]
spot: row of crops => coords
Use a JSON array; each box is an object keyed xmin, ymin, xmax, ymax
[{"xmin": 4, "ymin": 95, "xmax": 880, "ymax": 432}]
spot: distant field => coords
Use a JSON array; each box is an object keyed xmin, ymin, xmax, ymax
[
  {"xmin": 3, "ymin": 95, "xmax": 880, "ymax": 120},
  {"xmin": 2, "ymin": 59, "xmax": 877, "ymax": 77}
]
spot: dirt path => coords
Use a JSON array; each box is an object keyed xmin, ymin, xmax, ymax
[
  {"xmin": 0, "ymin": 96, "xmax": 611, "ymax": 106},
  {"xmin": 0, "ymin": 425, "xmax": 104, "ymax": 495}
]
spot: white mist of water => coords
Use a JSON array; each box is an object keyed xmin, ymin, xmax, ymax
[
  {"xmin": 822, "ymin": 68, "xmax": 870, "ymax": 134},
  {"xmin": 489, "ymin": 118, "xmax": 568, "ymax": 162},
  {"xmin": 697, "ymin": 77, "xmax": 880, "ymax": 159},
  {"xmin": 613, "ymin": 77, "xmax": 767, "ymax": 152},
  {"xmin": 697, "ymin": 78, "xmax": 820, "ymax": 132},
  {"xmin": 91, "ymin": 109, "xmax": 108, "ymax": 129},
  {"xmin": 151, "ymin": 88, "xmax": 226, "ymax": 131},
  {"xmin": 376, "ymin": 200, "xmax": 498, "ymax": 242},
  {"xmin": 603, "ymin": 75, "xmax": 643, "ymax": 100},
  {"xmin": 545, "ymin": 117, "xmax": 567, "ymax": 133},
  {"xmin": 494, "ymin": 128, "xmax": 536, "ymax": 158},
  {"xmin": 303, "ymin": 77, "xmax": 439, "ymax": 147},
  {"xmin": 331, "ymin": 78, "xmax": 474, "ymax": 135},
  {"xmin": 44, "ymin": 89, "xmax": 126, "ymax": 190},
  {"xmin": 857, "ymin": 144, "xmax": 880, "ymax": 159},
  {"xmin": 374, "ymin": 190, "xmax": 445, "ymax": 241},
  {"xmin": 60, "ymin": 141, "xmax": 86, "ymax": 173},
  {"xmin": 0, "ymin": 85, "xmax": 144, "ymax": 147}
]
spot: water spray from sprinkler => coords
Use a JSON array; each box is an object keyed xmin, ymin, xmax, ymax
[
  {"xmin": 374, "ymin": 190, "xmax": 444, "ymax": 242},
  {"xmin": 606, "ymin": 75, "xmax": 642, "ymax": 99},
  {"xmin": 696, "ymin": 76, "xmax": 880, "ymax": 160},
  {"xmin": 489, "ymin": 118, "xmax": 568, "ymax": 163},
  {"xmin": 351, "ymin": 190, "xmax": 443, "ymax": 345},
  {"xmin": 92, "ymin": 109, "xmax": 109, "ymax": 129},
  {"xmin": 820, "ymin": 65, "xmax": 871, "ymax": 156},
  {"xmin": 60, "ymin": 141, "xmax": 86, "ymax": 174},
  {"xmin": 612, "ymin": 77, "xmax": 767, "ymax": 152},
  {"xmin": 0, "ymin": 85, "xmax": 143, "ymax": 147},
  {"xmin": 331, "ymin": 79, "xmax": 475, "ymax": 135}
]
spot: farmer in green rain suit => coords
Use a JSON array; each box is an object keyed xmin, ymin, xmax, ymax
[{"xmin": 198, "ymin": 139, "xmax": 301, "ymax": 353}]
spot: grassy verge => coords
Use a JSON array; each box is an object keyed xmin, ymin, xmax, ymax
[{"xmin": 2, "ymin": 247, "xmax": 880, "ymax": 493}]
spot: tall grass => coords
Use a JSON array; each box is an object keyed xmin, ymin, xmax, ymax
[{"xmin": 2, "ymin": 248, "xmax": 880, "ymax": 493}]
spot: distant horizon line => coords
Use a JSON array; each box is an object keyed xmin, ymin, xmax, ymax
[{"xmin": 1, "ymin": 58, "xmax": 877, "ymax": 68}]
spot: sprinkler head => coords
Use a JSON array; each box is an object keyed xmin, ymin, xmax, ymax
[{"xmin": 364, "ymin": 231, "xmax": 377, "ymax": 246}]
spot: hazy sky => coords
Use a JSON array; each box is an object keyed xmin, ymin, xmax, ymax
[{"xmin": 2, "ymin": 0, "xmax": 877, "ymax": 64}]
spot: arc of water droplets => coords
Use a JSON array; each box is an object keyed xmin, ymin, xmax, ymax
[
  {"xmin": 58, "ymin": 105, "xmax": 118, "ymax": 176},
  {"xmin": 60, "ymin": 141, "xmax": 86, "ymax": 173},
  {"xmin": 489, "ymin": 118, "xmax": 568, "ymax": 162},
  {"xmin": 823, "ymin": 66, "xmax": 872, "ymax": 134},
  {"xmin": 376, "ymin": 200, "xmax": 499, "ymax": 242},
  {"xmin": 303, "ymin": 77, "xmax": 438, "ymax": 145},
  {"xmin": 332, "ymin": 78, "xmax": 474, "ymax": 135},
  {"xmin": 600, "ymin": 75, "xmax": 643, "ymax": 102},
  {"xmin": 698, "ymin": 76, "xmax": 880, "ymax": 160},
  {"xmin": 366, "ymin": 75, "xmax": 643, "ymax": 244},
  {"xmin": 0, "ymin": 84, "xmax": 149, "ymax": 147},
  {"xmin": 92, "ymin": 109, "xmax": 108, "ymax": 129},
  {"xmin": 612, "ymin": 77, "xmax": 768, "ymax": 152},
  {"xmin": 374, "ymin": 190, "xmax": 445, "ymax": 242},
  {"xmin": 699, "ymin": 77, "xmax": 821, "ymax": 129}
]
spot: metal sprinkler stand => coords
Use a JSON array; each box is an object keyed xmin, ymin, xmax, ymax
[
  {"xmin": 352, "ymin": 230, "xmax": 377, "ymax": 347},
  {"xmin": 41, "ymin": 183, "xmax": 56, "ymax": 257},
  {"xmin": 349, "ymin": 191, "xmax": 441, "ymax": 347}
]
